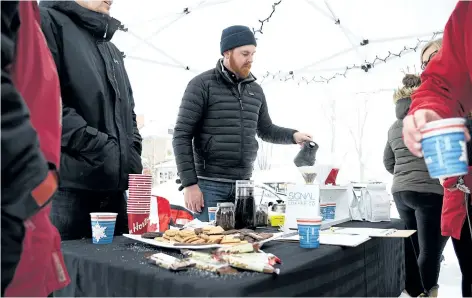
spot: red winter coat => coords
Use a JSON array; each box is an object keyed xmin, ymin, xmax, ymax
[
  {"xmin": 2, "ymin": 1, "xmax": 70, "ymax": 296},
  {"xmin": 409, "ymin": 1, "xmax": 472, "ymax": 240}
]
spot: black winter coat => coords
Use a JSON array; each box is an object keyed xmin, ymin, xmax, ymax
[
  {"xmin": 39, "ymin": 1, "xmax": 142, "ymax": 191},
  {"xmin": 173, "ymin": 60, "xmax": 297, "ymax": 187},
  {"xmin": 383, "ymin": 88, "xmax": 443, "ymax": 195}
]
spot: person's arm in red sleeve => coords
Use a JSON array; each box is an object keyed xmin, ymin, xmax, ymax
[
  {"xmin": 1, "ymin": 1, "xmax": 58, "ymax": 294},
  {"xmin": 409, "ymin": 1, "xmax": 470, "ymax": 118}
]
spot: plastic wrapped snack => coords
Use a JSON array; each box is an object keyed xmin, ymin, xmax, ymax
[
  {"xmin": 218, "ymin": 252, "xmax": 281, "ymax": 266},
  {"xmin": 215, "ymin": 242, "xmax": 260, "ymax": 254},
  {"xmin": 148, "ymin": 253, "xmax": 195, "ymax": 271},
  {"xmin": 188, "ymin": 258, "xmax": 238, "ymax": 275},
  {"xmin": 180, "ymin": 250, "xmax": 214, "ymax": 262},
  {"xmin": 298, "ymin": 166, "xmax": 318, "ymax": 184},
  {"xmin": 225, "ymin": 255, "xmax": 280, "ymax": 275}
]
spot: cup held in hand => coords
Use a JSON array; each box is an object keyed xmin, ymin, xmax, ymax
[{"xmin": 421, "ymin": 118, "xmax": 468, "ymax": 179}]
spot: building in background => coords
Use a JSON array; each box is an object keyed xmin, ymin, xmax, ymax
[{"xmin": 139, "ymin": 118, "xmax": 176, "ymax": 185}]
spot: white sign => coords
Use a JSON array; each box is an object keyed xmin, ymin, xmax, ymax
[{"xmin": 284, "ymin": 184, "xmax": 320, "ymax": 230}]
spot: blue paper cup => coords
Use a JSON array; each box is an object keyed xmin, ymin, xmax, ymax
[
  {"xmin": 319, "ymin": 204, "xmax": 327, "ymax": 220},
  {"xmin": 90, "ymin": 212, "xmax": 118, "ymax": 244},
  {"xmin": 297, "ymin": 217, "xmax": 322, "ymax": 248},
  {"xmin": 325, "ymin": 203, "xmax": 336, "ymax": 220},
  {"xmin": 208, "ymin": 207, "xmax": 218, "ymax": 222},
  {"xmin": 421, "ymin": 118, "xmax": 468, "ymax": 179}
]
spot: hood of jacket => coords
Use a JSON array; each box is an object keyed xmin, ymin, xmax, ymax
[
  {"xmin": 393, "ymin": 86, "xmax": 417, "ymax": 120},
  {"xmin": 39, "ymin": 1, "xmax": 124, "ymax": 41}
]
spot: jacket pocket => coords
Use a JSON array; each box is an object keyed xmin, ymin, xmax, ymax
[
  {"xmin": 128, "ymin": 143, "xmax": 143, "ymax": 175},
  {"xmin": 60, "ymin": 136, "xmax": 120, "ymax": 191}
]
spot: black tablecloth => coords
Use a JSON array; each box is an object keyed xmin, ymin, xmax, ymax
[{"xmin": 56, "ymin": 219, "xmax": 406, "ymax": 297}]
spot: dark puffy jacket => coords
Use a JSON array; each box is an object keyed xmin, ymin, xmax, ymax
[
  {"xmin": 173, "ymin": 60, "xmax": 297, "ymax": 187},
  {"xmin": 383, "ymin": 88, "xmax": 443, "ymax": 195},
  {"xmin": 39, "ymin": 1, "xmax": 142, "ymax": 191}
]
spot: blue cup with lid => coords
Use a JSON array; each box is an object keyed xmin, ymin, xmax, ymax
[{"xmin": 421, "ymin": 118, "xmax": 468, "ymax": 179}]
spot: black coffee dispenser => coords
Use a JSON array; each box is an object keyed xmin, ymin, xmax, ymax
[{"xmin": 294, "ymin": 141, "xmax": 319, "ymax": 167}]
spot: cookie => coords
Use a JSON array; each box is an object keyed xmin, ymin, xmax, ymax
[
  {"xmin": 164, "ymin": 229, "xmax": 178, "ymax": 237},
  {"xmin": 183, "ymin": 236, "xmax": 200, "ymax": 243},
  {"xmin": 179, "ymin": 230, "xmax": 195, "ymax": 238},
  {"xmin": 174, "ymin": 235, "xmax": 185, "ymax": 243},
  {"xmin": 142, "ymin": 232, "xmax": 163, "ymax": 239},
  {"xmin": 207, "ymin": 226, "xmax": 225, "ymax": 235}
]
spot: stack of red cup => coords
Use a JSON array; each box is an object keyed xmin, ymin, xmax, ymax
[{"xmin": 127, "ymin": 174, "xmax": 152, "ymax": 235}]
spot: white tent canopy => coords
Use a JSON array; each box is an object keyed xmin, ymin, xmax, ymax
[{"xmin": 110, "ymin": 0, "xmax": 457, "ymax": 182}]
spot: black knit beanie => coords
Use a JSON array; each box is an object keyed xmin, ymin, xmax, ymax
[{"xmin": 220, "ymin": 25, "xmax": 257, "ymax": 55}]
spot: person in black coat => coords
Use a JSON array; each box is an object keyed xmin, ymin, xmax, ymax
[
  {"xmin": 383, "ymin": 74, "xmax": 447, "ymax": 296},
  {"xmin": 39, "ymin": 0, "xmax": 143, "ymax": 240},
  {"xmin": 173, "ymin": 25, "xmax": 313, "ymax": 221}
]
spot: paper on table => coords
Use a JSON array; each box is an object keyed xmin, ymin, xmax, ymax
[
  {"xmin": 276, "ymin": 233, "xmax": 370, "ymax": 247},
  {"xmin": 328, "ymin": 227, "xmax": 416, "ymax": 238}
]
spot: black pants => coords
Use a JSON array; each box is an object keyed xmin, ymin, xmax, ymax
[
  {"xmin": 393, "ymin": 191, "xmax": 449, "ymax": 293},
  {"xmin": 452, "ymin": 195, "xmax": 472, "ymax": 297},
  {"xmin": 1, "ymin": 212, "xmax": 25, "ymax": 296},
  {"xmin": 50, "ymin": 188, "xmax": 128, "ymax": 241}
]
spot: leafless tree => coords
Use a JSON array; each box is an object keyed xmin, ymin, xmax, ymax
[
  {"xmin": 346, "ymin": 97, "xmax": 371, "ymax": 182},
  {"xmin": 320, "ymin": 97, "xmax": 337, "ymax": 155},
  {"xmin": 256, "ymin": 137, "xmax": 273, "ymax": 170}
]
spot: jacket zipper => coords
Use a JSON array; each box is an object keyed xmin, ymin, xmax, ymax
[
  {"xmin": 101, "ymin": 42, "xmax": 123, "ymax": 189},
  {"xmin": 237, "ymin": 82, "xmax": 244, "ymax": 165}
]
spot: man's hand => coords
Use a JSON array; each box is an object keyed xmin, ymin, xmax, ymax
[
  {"xmin": 293, "ymin": 132, "xmax": 313, "ymax": 144},
  {"xmin": 403, "ymin": 109, "xmax": 470, "ymax": 157},
  {"xmin": 184, "ymin": 184, "xmax": 204, "ymax": 213}
]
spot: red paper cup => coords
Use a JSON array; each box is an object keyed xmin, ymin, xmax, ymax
[
  {"xmin": 128, "ymin": 189, "xmax": 151, "ymax": 193},
  {"xmin": 127, "ymin": 206, "xmax": 150, "ymax": 210},
  {"xmin": 127, "ymin": 204, "xmax": 150, "ymax": 207},
  {"xmin": 128, "ymin": 179, "xmax": 152, "ymax": 183},
  {"xmin": 127, "ymin": 205, "xmax": 151, "ymax": 209},
  {"xmin": 128, "ymin": 211, "xmax": 150, "ymax": 214},
  {"xmin": 128, "ymin": 185, "xmax": 152, "ymax": 189},
  {"xmin": 128, "ymin": 198, "xmax": 151, "ymax": 202},
  {"xmin": 128, "ymin": 193, "xmax": 151, "ymax": 197},
  {"xmin": 128, "ymin": 177, "xmax": 152, "ymax": 180},
  {"xmin": 128, "ymin": 194, "xmax": 151, "ymax": 197},
  {"xmin": 128, "ymin": 213, "xmax": 150, "ymax": 234}
]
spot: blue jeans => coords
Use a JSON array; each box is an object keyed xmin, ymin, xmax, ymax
[{"xmin": 196, "ymin": 179, "xmax": 235, "ymax": 221}]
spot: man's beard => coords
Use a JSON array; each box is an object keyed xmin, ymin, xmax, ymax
[{"xmin": 229, "ymin": 55, "xmax": 251, "ymax": 78}]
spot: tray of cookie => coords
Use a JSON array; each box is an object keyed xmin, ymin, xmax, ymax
[{"xmin": 123, "ymin": 225, "xmax": 276, "ymax": 250}]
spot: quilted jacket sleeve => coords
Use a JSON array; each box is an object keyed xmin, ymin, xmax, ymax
[
  {"xmin": 257, "ymin": 92, "xmax": 297, "ymax": 144},
  {"xmin": 172, "ymin": 76, "xmax": 206, "ymax": 188}
]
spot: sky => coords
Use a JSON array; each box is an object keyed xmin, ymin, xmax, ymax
[{"xmin": 109, "ymin": 0, "xmax": 459, "ymax": 183}]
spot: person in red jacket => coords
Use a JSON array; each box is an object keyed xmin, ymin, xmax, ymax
[
  {"xmin": 1, "ymin": 1, "xmax": 70, "ymax": 296},
  {"xmin": 403, "ymin": 1, "xmax": 472, "ymax": 297}
]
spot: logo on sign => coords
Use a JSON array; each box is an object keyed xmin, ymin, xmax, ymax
[{"xmin": 287, "ymin": 191, "xmax": 317, "ymax": 206}]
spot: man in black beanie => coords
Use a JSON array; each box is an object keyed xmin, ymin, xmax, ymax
[{"xmin": 173, "ymin": 25, "xmax": 312, "ymax": 220}]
